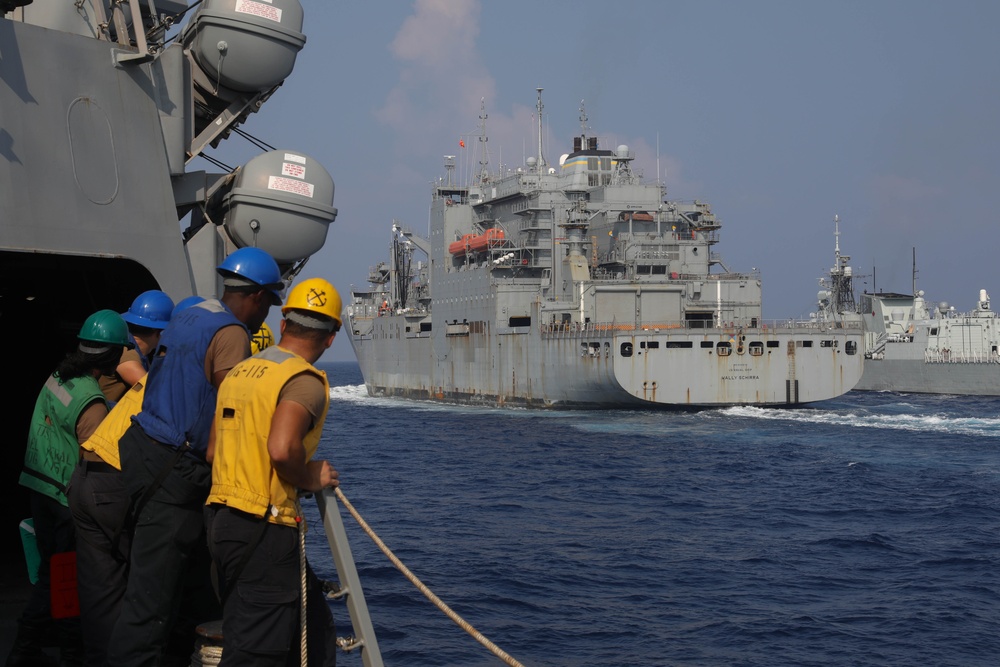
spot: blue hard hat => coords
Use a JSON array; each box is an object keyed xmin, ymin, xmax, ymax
[
  {"xmin": 171, "ymin": 295, "xmax": 206, "ymax": 319},
  {"xmin": 216, "ymin": 247, "xmax": 284, "ymax": 305},
  {"xmin": 121, "ymin": 290, "xmax": 174, "ymax": 330}
]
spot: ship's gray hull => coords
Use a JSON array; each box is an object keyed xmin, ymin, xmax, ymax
[
  {"xmin": 855, "ymin": 358, "xmax": 1000, "ymax": 396},
  {"xmin": 349, "ymin": 318, "xmax": 861, "ymax": 408}
]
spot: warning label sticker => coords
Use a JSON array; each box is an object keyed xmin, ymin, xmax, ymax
[
  {"xmin": 282, "ymin": 162, "xmax": 306, "ymax": 179},
  {"xmin": 235, "ymin": 0, "xmax": 282, "ymax": 23},
  {"xmin": 268, "ymin": 176, "xmax": 314, "ymax": 198},
  {"xmin": 283, "ymin": 153, "xmax": 307, "ymax": 165}
]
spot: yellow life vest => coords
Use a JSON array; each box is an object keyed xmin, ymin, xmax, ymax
[
  {"xmin": 80, "ymin": 377, "xmax": 146, "ymax": 470},
  {"xmin": 207, "ymin": 346, "xmax": 329, "ymax": 527}
]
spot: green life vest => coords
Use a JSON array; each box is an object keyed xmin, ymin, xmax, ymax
[{"xmin": 20, "ymin": 373, "xmax": 105, "ymax": 506}]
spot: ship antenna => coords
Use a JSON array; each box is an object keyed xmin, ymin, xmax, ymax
[
  {"xmin": 579, "ymin": 99, "xmax": 588, "ymax": 146},
  {"xmin": 536, "ymin": 87, "xmax": 546, "ymax": 168}
]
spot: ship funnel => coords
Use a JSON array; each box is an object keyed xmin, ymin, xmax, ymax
[
  {"xmin": 181, "ymin": 0, "xmax": 306, "ymax": 134},
  {"xmin": 216, "ymin": 150, "xmax": 337, "ymax": 266}
]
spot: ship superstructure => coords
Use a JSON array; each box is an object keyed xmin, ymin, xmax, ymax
[{"xmin": 347, "ymin": 94, "xmax": 863, "ymax": 408}]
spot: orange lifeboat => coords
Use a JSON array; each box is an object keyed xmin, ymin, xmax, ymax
[
  {"xmin": 449, "ymin": 229, "xmax": 505, "ymax": 255},
  {"xmin": 449, "ymin": 233, "xmax": 475, "ymax": 256}
]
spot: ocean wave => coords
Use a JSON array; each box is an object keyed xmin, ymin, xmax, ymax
[{"xmin": 717, "ymin": 405, "xmax": 1000, "ymax": 437}]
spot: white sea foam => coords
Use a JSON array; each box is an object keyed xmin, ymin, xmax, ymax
[
  {"xmin": 718, "ymin": 405, "xmax": 1000, "ymax": 438},
  {"xmin": 328, "ymin": 383, "xmax": 371, "ymax": 404}
]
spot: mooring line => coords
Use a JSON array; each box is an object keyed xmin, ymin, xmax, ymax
[{"xmin": 335, "ymin": 488, "xmax": 526, "ymax": 667}]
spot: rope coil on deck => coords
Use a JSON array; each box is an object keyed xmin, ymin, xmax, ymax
[{"xmin": 335, "ymin": 488, "xmax": 526, "ymax": 667}]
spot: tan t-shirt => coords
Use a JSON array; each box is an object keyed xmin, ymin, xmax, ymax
[
  {"xmin": 205, "ymin": 324, "xmax": 252, "ymax": 386},
  {"xmin": 99, "ymin": 347, "xmax": 143, "ymax": 402},
  {"xmin": 279, "ymin": 372, "xmax": 326, "ymax": 427},
  {"xmin": 76, "ymin": 400, "xmax": 109, "ymax": 443}
]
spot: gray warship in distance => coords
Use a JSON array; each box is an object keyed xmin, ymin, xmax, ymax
[
  {"xmin": 1, "ymin": 2, "xmax": 388, "ymax": 663},
  {"xmin": 346, "ymin": 93, "xmax": 864, "ymax": 408},
  {"xmin": 816, "ymin": 219, "xmax": 1000, "ymax": 395}
]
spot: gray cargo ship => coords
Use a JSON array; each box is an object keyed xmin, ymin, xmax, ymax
[
  {"xmin": 346, "ymin": 94, "xmax": 863, "ymax": 408},
  {"xmin": 816, "ymin": 222, "xmax": 999, "ymax": 395}
]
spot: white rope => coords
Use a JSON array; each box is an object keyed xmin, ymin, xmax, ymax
[{"xmin": 334, "ymin": 488, "xmax": 525, "ymax": 667}]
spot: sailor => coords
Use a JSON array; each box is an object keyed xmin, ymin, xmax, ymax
[
  {"xmin": 8, "ymin": 309, "xmax": 132, "ymax": 667},
  {"xmin": 67, "ymin": 295, "xmax": 204, "ymax": 667},
  {"xmin": 98, "ymin": 289, "xmax": 174, "ymax": 404},
  {"xmin": 205, "ymin": 277, "xmax": 341, "ymax": 666},
  {"xmin": 107, "ymin": 247, "xmax": 284, "ymax": 667}
]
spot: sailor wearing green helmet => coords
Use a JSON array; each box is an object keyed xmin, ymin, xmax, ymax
[{"xmin": 8, "ymin": 309, "xmax": 132, "ymax": 666}]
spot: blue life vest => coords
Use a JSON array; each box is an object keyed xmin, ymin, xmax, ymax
[{"xmin": 134, "ymin": 299, "xmax": 246, "ymax": 455}]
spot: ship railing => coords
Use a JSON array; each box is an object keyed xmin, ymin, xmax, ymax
[
  {"xmin": 925, "ymin": 349, "xmax": 1000, "ymax": 364},
  {"xmin": 539, "ymin": 320, "xmax": 862, "ymax": 336}
]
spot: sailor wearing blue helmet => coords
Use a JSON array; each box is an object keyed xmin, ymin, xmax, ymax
[
  {"xmin": 100, "ymin": 290, "xmax": 174, "ymax": 404},
  {"xmin": 108, "ymin": 247, "xmax": 285, "ymax": 666}
]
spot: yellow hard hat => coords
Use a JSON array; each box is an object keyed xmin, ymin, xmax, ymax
[
  {"xmin": 250, "ymin": 321, "xmax": 275, "ymax": 354},
  {"xmin": 282, "ymin": 277, "xmax": 342, "ymax": 328}
]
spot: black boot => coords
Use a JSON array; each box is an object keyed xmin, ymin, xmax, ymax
[{"xmin": 4, "ymin": 620, "xmax": 59, "ymax": 667}]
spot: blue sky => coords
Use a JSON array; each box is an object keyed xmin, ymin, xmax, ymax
[{"xmin": 193, "ymin": 0, "xmax": 1000, "ymax": 362}]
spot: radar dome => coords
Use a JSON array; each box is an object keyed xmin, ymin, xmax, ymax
[
  {"xmin": 221, "ymin": 150, "xmax": 337, "ymax": 265},
  {"xmin": 526, "ymin": 157, "xmax": 537, "ymax": 168},
  {"xmin": 616, "ymin": 145, "xmax": 630, "ymax": 158}
]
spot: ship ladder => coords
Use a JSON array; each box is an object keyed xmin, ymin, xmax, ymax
[{"xmin": 330, "ymin": 488, "xmax": 527, "ymax": 667}]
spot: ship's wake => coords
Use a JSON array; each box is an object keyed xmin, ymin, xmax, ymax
[{"xmin": 719, "ymin": 405, "xmax": 1000, "ymax": 438}]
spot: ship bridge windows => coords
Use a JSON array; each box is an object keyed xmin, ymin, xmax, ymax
[
  {"xmin": 749, "ymin": 341, "xmax": 764, "ymax": 356},
  {"xmin": 796, "ymin": 340, "xmax": 814, "ymax": 348},
  {"xmin": 620, "ymin": 342, "xmax": 633, "ymax": 357},
  {"xmin": 717, "ymin": 341, "xmax": 732, "ymax": 356},
  {"xmin": 766, "ymin": 341, "xmax": 780, "ymax": 348},
  {"xmin": 846, "ymin": 341, "xmax": 858, "ymax": 355},
  {"xmin": 509, "ymin": 316, "xmax": 531, "ymax": 327},
  {"xmin": 820, "ymin": 340, "xmax": 838, "ymax": 348},
  {"xmin": 640, "ymin": 341, "xmax": 660, "ymax": 349},
  {"xmin": 700, "ymin": 341, "xmax": 714, "ymax": 349},
  {"xmin": 686, "ymin": 312, "xmax": 714, "ymax": 329},
  {"xmin": 637, "ymin": 265, "xmax": 668, "ymax": 275},
  {"xmin": 665, "ymin": 341, "xmax": 693, "ymax": 349}
]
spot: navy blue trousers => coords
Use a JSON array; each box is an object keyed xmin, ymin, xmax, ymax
[
  {"xmin": 206, "ymin": 504, "xmax": 337, "ymax": 666},
  {"xmin": 67, "ymin": 458, "xmax": 130, "ymax": 667}
]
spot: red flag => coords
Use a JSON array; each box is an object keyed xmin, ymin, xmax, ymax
[{"xmin": 459, "ymin": 139, "xmax": 465, "ymax": 148}]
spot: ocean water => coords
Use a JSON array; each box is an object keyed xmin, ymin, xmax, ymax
[{"xmin": 303, "ymin": 362, "xmax": 1000, "ymax": 667}]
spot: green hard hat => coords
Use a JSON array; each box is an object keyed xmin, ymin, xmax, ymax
[{"xmin": 78, "ymin": 309, "xmax": 133, "ymax": 352}]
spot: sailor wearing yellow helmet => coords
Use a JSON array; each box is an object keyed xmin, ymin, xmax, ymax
[{"xmin": 205, "ymin": 277, "xmax": 342, "ymax": 666}]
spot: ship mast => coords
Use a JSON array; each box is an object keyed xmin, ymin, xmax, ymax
[
  {"xmin": 475, "ymin": 97, "xmax": 490, "ymax": 185},
  {"xmin": 535, "ymin": 87, "xmax": 546, "ymax": 168},
  {"xmin": 829, "ymin": 214, "xmax": 856, "ymax": 314}
]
